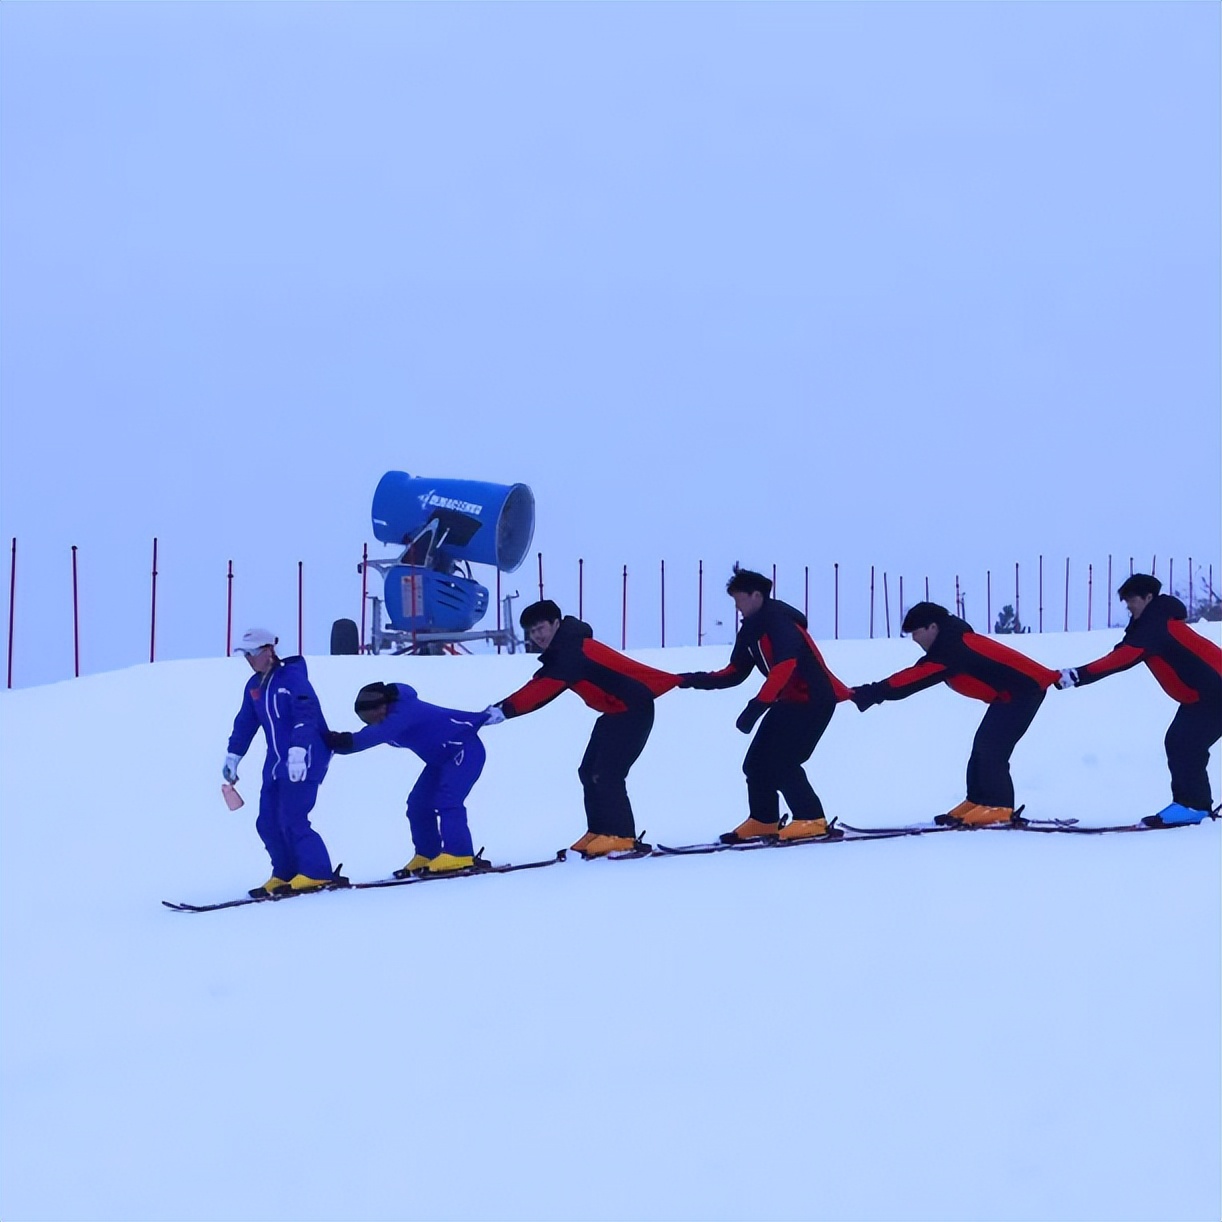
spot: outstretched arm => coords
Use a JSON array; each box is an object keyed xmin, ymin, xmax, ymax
[
  {"xmin": 851, "ymin": 660, "xmax": 947, "ymax": 710},
  {"xmin": 678, "ymin": 637, "xmax": 754, "ymax": 690}
]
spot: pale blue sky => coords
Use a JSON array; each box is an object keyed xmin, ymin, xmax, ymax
[{"xmin": 2, "ymin": 1, "xmax": 1218, "ymax": 685}]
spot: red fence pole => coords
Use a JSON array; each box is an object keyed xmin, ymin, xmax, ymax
[
  {"xmin": 6, "ymin": 538, "xmax": 14, "ymax": 689},
  {"xmin": 834, "ymin": 563, "xmax": 839, "ymax": 640},
  {"xmin": 697, "ymin": 560, "xmax": 704, "ymax": 646},
  {"xmin": 71, "ymin": 545, "xmax": 80, "ymax": 677},
  {"xmin": 621, "ymin": 565, "xmax": 628, "ymax": 650},
  {"xmin": 226, "ymin": 560, "xmax": 234, "ymax": 656},
  {"xmin": 869, "ymin": 565, "xmax": 875, "ymax": 639},
  {"xmin": 1038, "ymin": 554, "xmax": 1044, "ymax": 633},
  {"xmin": 149, "ymin": 537, "xmax": 158, "ymax": 663},
  {"xmin": 297, "ymin": 561, "xmax": 304, "ymax": 655},
  {"xmin": 1151, "ymin": 555, "xmax": 1157, "ymax": 577},
  {"xmin": 578, "ymin": 558, "xmax": 584, "ymax": 620},
  {"xmin": 660, "ymin": 559, "xmax": 666, "ymax": 648},
  {"xmin": 1088, "ymin": 563, "xmax": 1093, "ymax": 631},
  {"xmin": 537, "ymin": 552, "xmax": 544, "ymax": 601},
  {"xmin": 360, "ymin": 543, "xmax": 369, "ymax": 653},
  {"xmin": 883, "ymin": 571, "xmax": 891, "ymax": 638}
]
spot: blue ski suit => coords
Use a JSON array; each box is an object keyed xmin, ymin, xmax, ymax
[
  {"xmin": 227, "ymin": 656, "xmax": 334, "ymax": 881},
  {"xmin": 332, "ymin": 684, "xmax": 489, "ymax": 859}
]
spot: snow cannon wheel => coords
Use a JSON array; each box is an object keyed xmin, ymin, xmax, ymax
[{"xmin": 330, "ymin": 618, "xmax": 360, "ymax": 656}]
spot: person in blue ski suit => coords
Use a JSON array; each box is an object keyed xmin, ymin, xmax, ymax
[
  {"xmin": 223, "ymin": 628, "xmax": 337, "ymax": 895},
  {"xmin": 325, "ymin": 681, "xmax": 492, "ymax": 875}
]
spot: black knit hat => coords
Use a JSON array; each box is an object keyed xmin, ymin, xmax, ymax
[
  {"xmin": 519, "ymin": 599, "xmax": 562, "ymax": 629},
  {"xmin": 354, "ymin": 682, "xmax": 396, "ymax": 723},
  {"xmin": 901, "ymin": 601, "xmax": 950, "ymax": 633},
  {"xmin": 1117, "ymin": 573, "xmax": 1161, "ymax": 600},
  {"xmin": 726, "ymin": 567, "xmax": 772, "ymax": 598}
]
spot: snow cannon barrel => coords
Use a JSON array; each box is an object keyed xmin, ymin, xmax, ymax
[{"xmin": 371, "ymin": 472, "xmax": 535, "ymax": 572}]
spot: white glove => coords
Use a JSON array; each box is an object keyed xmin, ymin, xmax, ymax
[
  {"xmin": 286, "ymin": 746, "xmax": 308, "ymax": 782},
  {"xmin": 482, "ymin": 705, "xmax": 506, "ymax": 726},
  {"xmin": 222, "ymin": 753, "xmax": 242, "ymax": 783},
  {"xmin": 1056, "ymin": 668, "xmax": 1079, "ymax": 690}
]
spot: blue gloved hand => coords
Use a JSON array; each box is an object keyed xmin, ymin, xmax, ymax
[
  {"xmin": 222, "ymin": 753, "xmax": 242, "ymax": 783},
  {"xmin": 286, "ymin": 746, "xmax": 307, "ymax": 782}
]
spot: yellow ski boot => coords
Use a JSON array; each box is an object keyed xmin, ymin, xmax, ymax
[
  {"xmin": 248, "ymin": 876, "xmax": 288, "ymax": 898},
  {"xmin": 959, "ymin": 804, "xmax": 1014, "ymax": 826},
  {"xmin": 425, "ymin": 853, "xmax": 477, "ymax": 874},
  {"xmin": 719, "ymin": 817, "xmax": 780, "ymax": 844},
  {"xmin": 778, "ymin": 817, "xmax": 832, "ymax": 842},
  {"xmin": 581, "ymin": 834, "xmax": 639, "ymax": 858}
]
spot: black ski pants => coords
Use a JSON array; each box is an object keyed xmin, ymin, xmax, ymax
[
  {"xmin": 1166, "ymin": 699, "xmax": 1222, "ymax": 811},
  {"xmin": 965, "ymin": 690, "xmax": 1044, "ymax": 808},
  {"xmin": 578, "ymin": 704, "xmax": 654, "ymax": 837},
  {"xmin": 743, "ymin": 699, "xmax": 835, "ymax": 824}
]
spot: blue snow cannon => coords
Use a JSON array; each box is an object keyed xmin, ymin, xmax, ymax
[{"xmin": 370, "ymin": 472, "xmax": 535, "ymax": 635}]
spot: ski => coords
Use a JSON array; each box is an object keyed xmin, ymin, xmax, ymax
[
  {"xmin": 352, "ymin": 850, "xmax": 568, "ymax": 889},
  {"xmin": 654, "ymin": 822, "xmax": 914, "ymax": 856},
  {"xmin": 163, "ymin": 851, "xmax": 568, "ymax": 912}
]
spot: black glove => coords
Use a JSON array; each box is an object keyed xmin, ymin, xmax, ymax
[
  {"xmin": 735, "ymin": 700, "xmax": 767, "ymax": 734},
  {"xmin": 678, "ymin": 672, "xmax": 713, "ymax": 690},
  {"xmin": 851, "ymin": 684, "xmax": 885, "ymax": 712},
  {"xmin": 325, "ymin": 730, "xmax": 354, "ymax": 752}
]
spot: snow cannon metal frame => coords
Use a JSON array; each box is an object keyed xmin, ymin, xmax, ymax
[{"xmin": 354, "ymin": 472, "xmax": 535, "ymax": 655}]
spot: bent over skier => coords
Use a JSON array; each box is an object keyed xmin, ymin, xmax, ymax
[
  {"xmin": 327, "ymin": 682, "xmax": 492, "ymax": 875},
  {"xmin": 1055, "ymin": 573, "xmax": 1222, "ymax": 827},
  {"xmin": 223, "ymin": 628, "xmax": 339, "ymax": 896},
  {"xmin": 487, "ymin": 600, "xmax": 680, "ymax": 858},
  {"xmin": 678, "ymin": 567, "xmax": 852, "ymax": 844},
  {"xmin": 851, "ymin": 602, "xmax": 1058, "ymax": 825}
]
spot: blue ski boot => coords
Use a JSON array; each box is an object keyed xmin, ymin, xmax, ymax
[{"xmin": 1141, "ymin": 803, "xmax": 1211, "ymax": 828}]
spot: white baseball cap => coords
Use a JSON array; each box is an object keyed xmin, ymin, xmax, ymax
[{"xmin": 233, "ymin": 628, "xmax": 278, "ymax": 656}]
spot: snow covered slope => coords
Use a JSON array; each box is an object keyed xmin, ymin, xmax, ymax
[{"xmin": 1, "ymin": 629, "xmax": 1219, "ymax": 1222}]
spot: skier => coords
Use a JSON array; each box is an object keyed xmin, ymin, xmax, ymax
[
  {"xmin": 1055, "ymin": 573, "xmax": 1222, "ymax": 826},
  {"xmin": 677, "ymin": 567, "xmax": 852, "ymax": 843},
  {"xmin": 486, "ymin": 599, "xmax": 679, "ymax": 857},
  {"xmin": 326, "ymin": 682, "xmax": 492, "ymax": 874},
  {"xmin": 850, "ymin": 601, "xmax": 1059, "ymax": 825},
  {"xmin": 223, "ymin": 628, "xmax": 340, "ymax": 896}
]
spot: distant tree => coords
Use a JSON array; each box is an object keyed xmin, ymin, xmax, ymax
[
  {"xmin": 994, "ymin": 604, "xmax": 1030, "ymax": 634},
  {"xmin": 1180, "ymin": 577, "xmax": 1222, "ymax": 623}
]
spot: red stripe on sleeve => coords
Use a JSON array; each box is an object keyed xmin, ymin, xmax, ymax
[
  {"xmin": 503, "ymin": 676, "xmax": 568, "ymax": 717},
  {"xmin": 1168, "ymin": 620, "xmax": 1222, "ymax": 677},
  {"xmin": 758, "ymin": 657, "xmax": 798, "ymax": 703},
  {"xmin": 1079, "ymin": 643, "xmax": 1146, "ymax": 681}
]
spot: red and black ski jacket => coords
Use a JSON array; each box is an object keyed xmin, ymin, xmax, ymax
[
  {"xmin": 497, "ymin": 616, "xmax": 679, "ymax": 718},
  {"xmin": 683, "ymin": 599, "xmax": 851, "ymax": 708},
  {"xmin": 1072, "ymin": 595, "xmax": 1222, "ymax": 705},
  {"xmin": 853, "ymin": 616, "xmax": 1058, "ymax": 708}
]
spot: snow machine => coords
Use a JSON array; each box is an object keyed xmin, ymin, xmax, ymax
[{"xmin": 337, "ymin": 472, "xmax": 535, "ymax": 655}]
